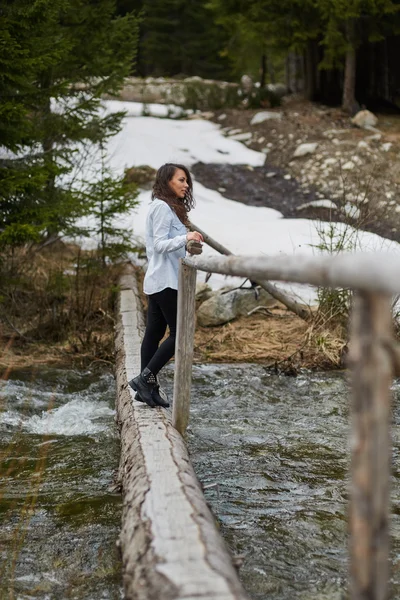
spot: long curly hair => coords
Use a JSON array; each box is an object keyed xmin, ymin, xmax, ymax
[{"xmin": 151, "ymin": 163, "xmax": 195, "ymax": 225}]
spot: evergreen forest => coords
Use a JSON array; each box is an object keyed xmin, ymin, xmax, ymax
[{"xmin": 1, "ymin": 0, "xmax": 400, "ymax": 249}]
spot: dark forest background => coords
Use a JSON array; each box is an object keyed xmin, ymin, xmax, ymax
[
  {"xmin": 1, "ymin": 0, "xmax": 400, "ymax": 248},
  {"xmin": 117, "ymin": 0, "xmax": 400, "ymax": 113}
]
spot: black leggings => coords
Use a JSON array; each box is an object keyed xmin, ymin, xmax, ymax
[{"xmin": 141, "ymin": 287, "xmax": 178, "ymax": 375}]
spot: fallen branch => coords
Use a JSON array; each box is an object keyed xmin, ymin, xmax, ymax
[{"xmin": 189, "ymin": 222, "xmax": 312, "ymax": 321}]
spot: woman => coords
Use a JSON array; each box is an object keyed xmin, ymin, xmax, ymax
[{"xmin": 128, "ymin": 163, "xmax": 203, "ymax": 408}]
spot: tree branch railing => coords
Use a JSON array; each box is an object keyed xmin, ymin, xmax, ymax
[{"xmin": 172, "ymin": 251, "xmax": 400, "ymax": 600}]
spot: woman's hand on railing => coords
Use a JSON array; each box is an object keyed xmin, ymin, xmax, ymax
[
  {"xmin": 187, "ymin": 231, "xmax": 204, "ymax": 255},
  {"xmin": 187, "ymin": 231, "xmax": 203, "ymax": 243}
]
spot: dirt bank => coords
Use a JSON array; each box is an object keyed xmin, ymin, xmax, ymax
[{"xmin": 192, "ymin": 96, "xmax": 400, "ymax": 242}]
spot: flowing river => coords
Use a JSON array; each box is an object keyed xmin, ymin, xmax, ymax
[{"xmin": 1, "ymin": 365, "xmax": 400, "ymax": 599}]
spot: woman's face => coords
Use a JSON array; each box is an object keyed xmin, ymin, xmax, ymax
[{"xmin": 168, "ymin": 168, "xmax": 189, "ymax": 199}]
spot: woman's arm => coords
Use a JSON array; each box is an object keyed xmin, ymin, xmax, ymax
[{"xmin": 152, "ymin": 203, "xmax": 187, "ymax": 254}]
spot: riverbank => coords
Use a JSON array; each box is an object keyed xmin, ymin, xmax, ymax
[
  {"xmin": 1, "ymin": 249, "xmax": 344, "ymax": 372},
  {"xmin": 5, "ymin": 96, "xmax": 400, "ymax": 373},
  {"xmin": 193, "ymin": 95, "xmax": 400, "ymax": 243}
]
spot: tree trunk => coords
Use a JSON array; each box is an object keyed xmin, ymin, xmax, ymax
[
  {"xmin": 115, "ymin": 265, "xmax": 250, "ymax": 600},
  {"xmin": 342, "ymin": 20, "xmax": 358, "ymax": 114},
  {"xmin": 260, "ymin": 51, "xmax": 266, "ymax": 88},
  {"xmin": 304, "ymin": 40, "xmax": 318, "ymax": 101}
]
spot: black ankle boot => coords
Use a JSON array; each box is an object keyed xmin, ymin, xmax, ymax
[
  {"xmin": 151, "ymin": 384, "xmax": 170, "ymax": 408},
  {"xmin": 134, "ymin": 385, "xmax": 170, "ymax": 408},
  {"xmin": 128, "ymin": 368, "xmax": 157, "ymax": 408}
]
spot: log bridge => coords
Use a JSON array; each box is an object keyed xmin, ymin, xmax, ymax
[
  {"xmin": 115, "ymin": 251, "xmax": 400, "ymax": 600},
  {"xmin": 114, "ymin": 263, "xmax": 249, "ymax": 600}
]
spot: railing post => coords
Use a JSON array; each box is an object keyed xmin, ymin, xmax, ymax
[
  {"xmin": 172, "ymin": 260, "xmax": 197, "ymax": 436},
  {"xmin": 349, "ymin": 292, "xmax": 393, "ymax": 600}
]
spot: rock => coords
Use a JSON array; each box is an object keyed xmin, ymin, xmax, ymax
[
  {"xmin": 293, "ymin": 143, "xmax": 318, "ymax": 158},
  {"xmin": 366, "ymin": 133, "xmax": 382, "ymax": 141},
  {"xmin": 250, "ymin": 111, "xmax": 283, "ymax": 125},
  {"xmin": 187, "ymin": 113, "xmax": 207, "ymax": 120},
  {"xmin": 266, "ymin": 83, "xmax": 287, "ymax": 98},
  {"xmin": 227, "ymin": 128, "xmax": 242, "ymax": 136},
  {"xmin": 240, "ymin": 74, "xmax": 253, "ymax": 94},
  {"xmin": 195, "ymin": 283, "xmax": 213, "ymax": 303},
  {"xmin": 284, "ymin": 174, "xmax": 292, "ymax": 180},
  {"xmin": 357, "ymin": 141, "xmax": 370, "ymax": 151},
  {"xmin": 197, "ymin": 287, "xmax": 275, "ymax": 327},
  {"xmin": 184, "ymin": 75, "xmax": 202, "ymax": 82},
  {"xmin": 234, "ymin": 288, "xmax": 275, "ymax": 317},
  {"xmin": 230, "ymin": 132, "xmax": 253, "ymax": 142},
  {"xmin": 343, "ymin": 203, "xmax": 361, "ymax": 220},
  {"xmin": 381, "ymin": 142, "xmax": 393, "ymax": 152},
  {"xmin": 342, "ymin": 161, "xmax": 355, "ymax": 170},
  {"xmin": 199, "ymin": 111, "xmax": 215, "ymax": 120},
  {"xmin": 323, "ymin": 129, "xmax": 349, "ymax": 137},
  {"xmin": 124, "ymin": 165, "xmax": 157, "ymax": 189},
  {"xmin": 351, "ymin": 110, "xmax": 378, "ymax": 129},
  {"xmin": 322, "ymin": 157, "xmax": 337, "ymax": 167},
  {"xmin": 197, "ymin": 292, "xmax": 236, "ymax": 327},
  {"xmin": 217, "ymin": 114, "xmax": 227, "ymax": 121},
  {"xmin": 296, "ymin": 200, "xmax": 337, "ymax": 211}
]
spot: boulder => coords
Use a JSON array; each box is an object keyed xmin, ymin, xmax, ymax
[
  {"xmin": 293, "ymin": 143, "xmax": 318, "ymax": 158},
  {"xmin": 266, "ymin": 83, "xmax": 287, "ymax": 98},
  {"xmin": 197, "ymin": 287, "xmax": 276, "ymax": 327},
  {"xmin": 197, "ymin": 292, "xmax": 236, "ymax": 327},
  {"xmin": 250, "ymin": 111, "xmax": 283, "ymax": 125},
  {"xmin": 195, "ymin": 283, "xmax": 213, "ymax": 303},
  {"xmin": 124, "ymin": 165, "xmax": 156, "ymax": 189},
  {"xmin": 351, "ymin": 110, "xmax": 378, "ymax": 129},
  {"xmin": 240, "ymin": 74, "xmax": 253, "ymax": 95},
  {"xmin": 234, "ymin": 288, "xmax": 276, "ymax": 316}
]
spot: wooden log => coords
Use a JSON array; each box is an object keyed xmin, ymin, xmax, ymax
[
  {"xmin": 349, "ymin": 292, "xmax": 393, "ymax": 600},
  {"xmin": 172, "ymin": 262, "xmax": 197, "ymax": 436},
  {"xmin": 115, "ymin": 264, "xmax": 249, "ymax": 600},
  {"xmin": 189, "ymin": 221, "xmax": 311, "ymax": 320},
  {"xmin": 183, "ymin": 252, "xmax": 400, "ymax": 295}
]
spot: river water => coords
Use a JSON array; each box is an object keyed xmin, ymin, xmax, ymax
[
  {"xmin": 1, "ymin": 365, "xmax": 400, "ymax": 599},
  {"xmin": 0, "ymin": 368, "xmax": 122, "ymax": 600},
  {"xmin": 163, "ymin": 364, "xmax": 400, "ymax": 600}
]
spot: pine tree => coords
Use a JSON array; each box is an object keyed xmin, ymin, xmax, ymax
[
  {"xmin": 0, "ymin": 0, "xmax": 139, "ymax": 246},
  {"xmin": 317, "ymin": 0, "xmax": 400, "ymax": 112},
  {"xmin": 208, "ymin": 0, "xmax": 321, "ymax": 87},
  {"xmin": 138, "ymin": 0, "xmax": 231, "ymax": 79}
]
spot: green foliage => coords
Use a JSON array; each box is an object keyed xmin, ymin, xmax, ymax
[
  {"xmin": 318, "ymin": 0, "xmax": 400, "ymax": 69},
  {"xmin": 81, "ymin": 150, "xmax": 139, "ymax": 266},
  {"xmin": 178, "ymin": 81, "xmax": 241, "ymax": 111},
  {"xmin": 0, "ymin": 0, "xmax": 139, "ymax": 247},
  {"xmin": 208, "ymin": 0, "xmax": 321, "ymax": 81},
  {"xmin": 312, "ymin": 221, "xmax": 360, "ymax": 324},
  {"xmin": 137, "ymin": 0, "xmax": 231, "ymax": 79}
]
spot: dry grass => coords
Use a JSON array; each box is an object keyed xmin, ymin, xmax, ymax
[
  {"xmin": 0, "ymin": 245, "xmax": 348, "ymax": 372},
  {"xmin": 137, "ymin": 271, "xmax": 347, "ymax": 371},
  {"xmin": 193, "ymin": 307, "xmax": 346, "ymax": 370},
  {"xmin": 0, "ymin": 241, "xmax": 129, "ymax": 370}
]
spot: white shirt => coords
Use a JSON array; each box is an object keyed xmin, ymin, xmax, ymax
[{"xmin": 143, "ymin": 198, "xmax": 188, "ymax": 295}]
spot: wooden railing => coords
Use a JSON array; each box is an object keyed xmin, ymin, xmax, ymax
[{"xmin": 172, "ymin": 251, "xmax": 400, "ymax": 600}]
